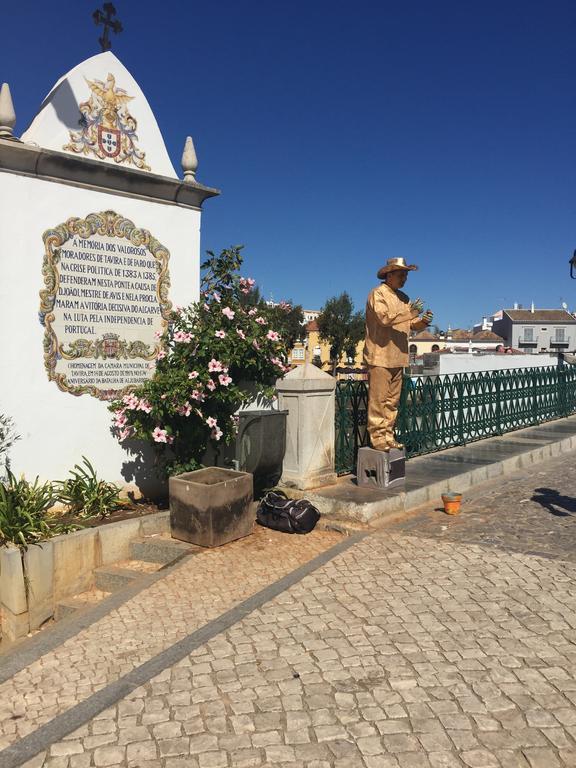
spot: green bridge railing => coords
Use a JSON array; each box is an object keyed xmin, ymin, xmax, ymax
[{"xmin": 335, "ymin": 364, "xmax": 576, "ymax": 475}]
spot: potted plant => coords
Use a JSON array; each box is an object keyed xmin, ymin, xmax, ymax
[{"xmin": 441, "ymin": 492, "xmax": 462, "ymax": 515}]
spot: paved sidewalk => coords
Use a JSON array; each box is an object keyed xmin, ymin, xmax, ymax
[{"xmin": 3, "ymin": 451, "xmax": 576, "ymax": 766}]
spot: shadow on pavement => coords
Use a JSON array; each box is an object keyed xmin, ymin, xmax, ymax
[{"xmin": 532, "ymin": 487, "xmax": 576, "ymax": 517}]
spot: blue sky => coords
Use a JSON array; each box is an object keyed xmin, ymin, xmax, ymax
[{"xmin": 4, "ymin": 0, "xmax": 576, "ymax": 330}]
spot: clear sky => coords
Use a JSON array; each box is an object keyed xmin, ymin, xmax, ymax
[{"xmin": 4, "ymin": 0, "xmax": 576, "ymax": 330}]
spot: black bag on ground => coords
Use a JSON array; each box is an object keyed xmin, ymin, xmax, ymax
[{"xmin": 256, "ymin": 490, "xmax": 320, "ymax": 534}]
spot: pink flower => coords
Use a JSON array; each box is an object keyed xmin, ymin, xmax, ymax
[
  {"xmin": 122, "ymin": 394, "xmax": 139, "ymax": 410},
  {"xmin": 213, "ymin": 292, "xmax": 221, "ymax": 303},
  {"xmin": 252, "ymin": 339, "xmax": 260, "ymax": 350},
  {"xmin": 152, "ymin": 427, "xmax": 171, "ymax": 443},
  {"xmin": 255, "ymin": 317, "xmax": 265, "ymax": 325},
  {"xmin": 239, "ymin": 277, "xmax": 257, "ymax": 294},
  {"xmin": 206, "ymin": 416, "xmax": 218, "ymax": 428},
  {"xmin": 114, "ymin": 412, "xmax": 127, "ymax": 427},
  {"xmin": 190, "ymin": 389, "xmax": 204, "ymax": 401},
  {"xmin": 177, "ymin": 402, "xmax": 192, "ymax": 417},
  {"xmin": 206, "ymin": 379, "xmax": 216, "ymax": 391},
  {"xmin": 156, "ymin": 349, "xmax": 167, "ymax": 360},
  {"xmin": 174, "ymin": 331, "xmax": 192, "ymax": 343},
  {"xmin": 203, "ymin": 303, "xmax": 210, "ymax": 311},
  {"xmin": 266, "ymin": 330, "xmax": 280, "ymax": 341},
  {"xmin": 279, "ymin": 301, "xmax": 292, "ymax": 311},
  {"xmin": 208, "ymin": 358, "xmax": 223, "ymax": 372},
  {"xmin": 188, "ymin": 370, "xmax": 199, "ymax": 379},
  {"xmin": 248, "ymin": 308, "xmax": 257, "ymax": 317},
  {"xmin": 218, "ymin": 373, "xmax": 233, "ymax": 387},
  {"xmin": 154, "ymin": 330, "xmax": 163, "ymax": 340},
  {"xmin": 236, "ymin": 328, "xmax": 246, "ymax": 340},
  {"xmin": 137, "ymin": 399, "xmax": 153, "ymax": 414},
  {"xmin": 215, "ymin": 330, "xmax": 226, "ymax": 339},
  {"xmin": 118, "ymin": 427, "xmax": 133, "ymax": 442},
  {"xmin": 211, "ymin": 427, "xmax": 223, "ymax": 441},
  {"xmin": 271, "ymin": 357, "xmax": 285, "ymax": 369},
  {"xmin": 222, "ymin": 307, "xmax": 235, "ymax": 320}
]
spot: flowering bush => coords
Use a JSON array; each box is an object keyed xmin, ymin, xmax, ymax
[{"xmin": 109, "ymin": 247, "xmax": 292, "ymax": 476}]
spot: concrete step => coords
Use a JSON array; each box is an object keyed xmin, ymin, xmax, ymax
[
  {"xmin": 54, "ymin": 588, "xmax": 111, "ymax": 622},
  {"xmin": 129, "ymin": 534, "xmax": 201, "ymax": 564},
  {"xmin": 94, "ymin": 563, "xmax": 151, "ymax": 592}
]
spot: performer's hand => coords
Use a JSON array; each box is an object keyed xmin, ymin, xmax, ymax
[
  {"xmin": 422, "ymin": 310, "xmax": 434, "ymax": 326},
  {"xmin": 410, "ymin": 298, "xmax": 424, "ymax": 316}
]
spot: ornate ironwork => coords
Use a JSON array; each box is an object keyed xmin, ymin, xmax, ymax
[{"xmin": 335, "ymin": 364, "xmax": 576, "ymax": 475}]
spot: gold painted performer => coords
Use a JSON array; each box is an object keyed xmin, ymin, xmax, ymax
[{"xmin": 363, "ymin": 258, "xmax": 433, "ymax": 451}]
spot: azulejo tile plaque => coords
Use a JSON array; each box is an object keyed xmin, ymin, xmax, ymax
[{"xmin": 39, "ymin": 210, "xmax": 172, "ymax": 400}]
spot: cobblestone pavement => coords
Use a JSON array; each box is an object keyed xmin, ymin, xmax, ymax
[
  {"xmin": 393, "ymin": 450, "xmax": 576, "ymax": 562},
  {"xmin": 0, "ymin": 525, "xmax": 343, "ymax": 751},
  {"xmin": 5, "ymin": 451, "xmax": 576, "ymax": 767}
]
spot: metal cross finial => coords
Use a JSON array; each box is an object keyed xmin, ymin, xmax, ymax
[{"xmin": 93, "ymin": 3, "xmax": 123, "ymax": 52}]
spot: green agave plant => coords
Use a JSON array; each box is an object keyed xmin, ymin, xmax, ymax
[
  {"xmin": 0, "ymin": 472, "xmax": 57, "ymax": 549},
  {"xmin": 56, "ymin": 456, "xmax": 126, "ymax": 519}
]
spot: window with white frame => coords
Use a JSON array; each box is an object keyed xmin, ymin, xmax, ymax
[
  {"xmin": 292, "ymin": 348, "xmax": 305, "ymax": 360},
  {"xmin": 555, "ymin": 328, "xmax": 565, "ymax": 342},
  {"xmin": 523, "ymin": 327, "xmax": 534, "ymax": 341}
]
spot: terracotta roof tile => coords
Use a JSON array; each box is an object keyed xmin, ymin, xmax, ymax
[{"xmin": 504, "ymin": 309, "xmax": 576, "ymax": 323}]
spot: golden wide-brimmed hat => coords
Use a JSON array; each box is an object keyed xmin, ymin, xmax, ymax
[{"xmin": 377, "ymin": 257, "xmax": 418, "ymax": 280}]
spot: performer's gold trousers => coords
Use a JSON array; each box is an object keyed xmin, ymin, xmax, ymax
[{"xmin": 367, "ymin": 366, "xmax": 403, "ymax": 449}]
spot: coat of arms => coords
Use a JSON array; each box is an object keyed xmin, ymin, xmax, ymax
[{"xmin": 63, "ymin": 73, "xmax": 151, "ymax": 170}]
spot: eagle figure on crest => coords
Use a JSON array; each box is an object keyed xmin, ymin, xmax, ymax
[{"xmin": 63, "ymin": 72, "xmax": 151, "ymax": 171}]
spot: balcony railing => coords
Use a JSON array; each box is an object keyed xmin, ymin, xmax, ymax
[{"xmin": 335, "ymin": 364, "xmax": 576, "ymax": 475}]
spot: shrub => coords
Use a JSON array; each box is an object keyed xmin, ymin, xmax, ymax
[
  {"xmin": 0, "ymin": 414, "xmax": 20, "ymax": 479},
  {"xmin": 109, "ymin": 247, "xmax": 292, "ymax": 476},
  {"xmin": 0, "ymin": 472, "xmax": 57, "ymax": 549},
  {"xmin": 56, "ymin": 457, "xmax": 125, "ymax": 519}
]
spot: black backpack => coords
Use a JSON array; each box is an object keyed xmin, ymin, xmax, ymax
[{"xmin": 256, "ymin": 490, "xmax": 320, "ymax": 534}]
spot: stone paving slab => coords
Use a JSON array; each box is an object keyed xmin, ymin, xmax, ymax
[
  {"xmin": 12, "ymin": 531, "xmax": 576, "ymax": 767},
  {"xmin": 4, "ymin": 446, "xmax": 576, "ymax": 766},
  {"xmin": 392, "ymin": 449, "xmax": 576, "ymax": 563},
  {"xmin": 0, "ymin": 525, "xmax": 344, "ymax": 753},
  {"xmin": 297, "ymin": 415, "xmax": 576, "ymax": 523}
]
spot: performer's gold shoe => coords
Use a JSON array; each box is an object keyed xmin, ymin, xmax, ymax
[
  {"xmin": 386, "ymin": 439, "xmax": 404, "ymax": 451},
  {"xmin": 371, "ymin": 441, "xmax": 390, "ymax": 452}
]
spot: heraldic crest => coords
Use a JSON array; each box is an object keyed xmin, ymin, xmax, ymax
[{"xmin": 63, "ymin": 73, "xmax": 151, "ymax": 171}]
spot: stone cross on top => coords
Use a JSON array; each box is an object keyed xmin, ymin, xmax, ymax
[{"xmin": 92, "ymin": 3, "xmax": 123, "ymax": 52}]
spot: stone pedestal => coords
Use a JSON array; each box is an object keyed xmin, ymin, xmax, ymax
[
  {"xmin": 276, "ymin": 364, "xmax": 337, "ymax": 490},
  {"xmin": 356, "ymin": 447, "xmax": 405, "ymax": 489}
]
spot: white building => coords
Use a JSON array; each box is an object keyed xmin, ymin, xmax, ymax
[{"xmin": 0, "ymin": 52, "xmax": 218, "ymax": 488}]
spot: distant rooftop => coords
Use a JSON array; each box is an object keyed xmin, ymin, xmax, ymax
[{"xmin": 503, "ymin": 309, "xmax": 576, "ymax": 324}]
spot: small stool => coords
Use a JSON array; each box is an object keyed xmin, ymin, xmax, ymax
[{"xmin": 356, "ymin": 447, "xmax": 406, "ymax": 489}]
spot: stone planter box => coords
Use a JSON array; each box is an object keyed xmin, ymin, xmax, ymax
[{"xmin": 169, "ymin": 467, "xmax": 253, "ymax": 548}]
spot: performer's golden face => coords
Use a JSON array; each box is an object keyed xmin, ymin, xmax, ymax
[{"xmin": 385, "ymin": 270, "xmax": 408, "ymax": 291}]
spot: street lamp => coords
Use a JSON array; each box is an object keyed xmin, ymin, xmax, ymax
[{"xmin": 570, "ymin": 250, "xmax": 576, "ymax": 279}]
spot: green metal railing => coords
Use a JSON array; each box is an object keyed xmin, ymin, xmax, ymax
[{"xmin": 335, "ymin": 364, "xmax": 576, "ymax": 475}]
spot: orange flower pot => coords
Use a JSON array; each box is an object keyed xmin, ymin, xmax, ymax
[{"xmin": 441, "ymin": 492, "xmax": 462, "ymax": 515}]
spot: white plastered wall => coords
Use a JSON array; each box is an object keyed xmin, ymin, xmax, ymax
[{"xmin": 0, "ymin": 171, "xmax": 200, "ymax": 484}]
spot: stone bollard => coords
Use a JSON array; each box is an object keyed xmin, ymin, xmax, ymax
[{"xmin": 276, "ymin": 363, "xmax": 337, "ymax": 490}]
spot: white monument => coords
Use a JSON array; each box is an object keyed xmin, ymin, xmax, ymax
[{"xmin": 0, "ymin": 51, "xmax": 218, "ymax": 488}]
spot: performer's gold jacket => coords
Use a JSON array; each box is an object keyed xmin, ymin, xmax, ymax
[{"xmin": 363, "ymin": 283, "xmax": 419, "ymax": 368}]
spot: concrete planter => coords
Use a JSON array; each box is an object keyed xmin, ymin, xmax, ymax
[
  {"xmin": 169, "ymin": 467, "xmax": 253, "ymax": 548},
  {"xmin": 0, "ymin": 511, "xmax": 170, "ymax": 643}
]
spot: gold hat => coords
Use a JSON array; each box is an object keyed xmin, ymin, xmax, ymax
[{"xmin": 377, "ymin": 257, "xmax": 418, "ymax": 280}]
